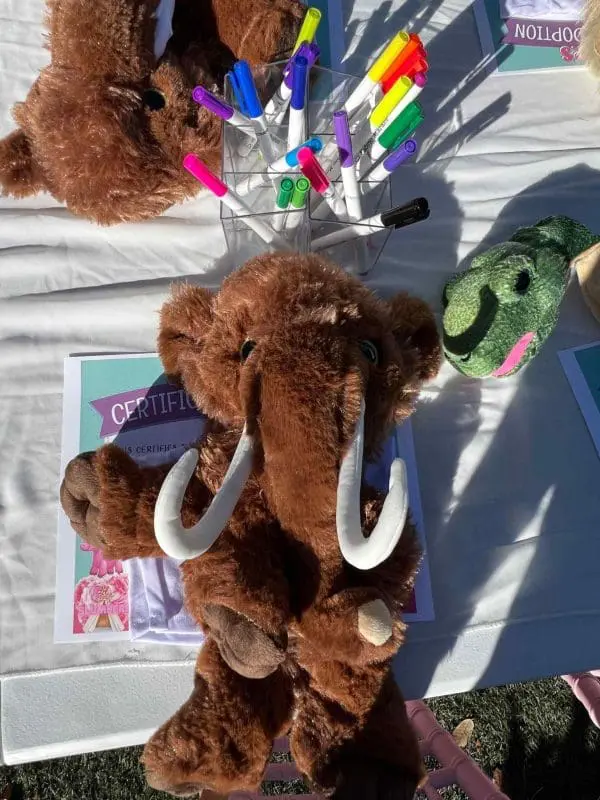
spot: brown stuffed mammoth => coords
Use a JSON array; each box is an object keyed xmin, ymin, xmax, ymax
[
  {"xmin": 0, "ymin": 0, "xmax": 303, "ymax": 225},
  {"xmin": 60, "ymin": 253, "xmax": 441, "ymax": 798}
]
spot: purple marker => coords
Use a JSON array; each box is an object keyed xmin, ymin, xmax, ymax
[
  {"xmin": 265, "ymin": 42, "xmax": 320, "ymax": 123},
  {"xmin": 333, "ymin": 109, "xmax": 361, "ymax": 221},
  {"xmin": 288, "ymin": 54, "xmax": 308, "ymax": 150},
  {"xmin": 192, "ymin": 86, "xmax": 254, "ymax": 134},
  {"xmin": 367, "ymin": 138, "xmax": 418, "ymax": 182}
]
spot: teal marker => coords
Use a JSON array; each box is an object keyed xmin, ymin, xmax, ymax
[{"xmin": 273, "ymin": 177, "xmax": 295, "ymax": 232}]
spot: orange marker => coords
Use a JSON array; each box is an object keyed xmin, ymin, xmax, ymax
[
  {"xmin": 382, "ymin": 52, "xmax": 428, "ymax": 93},
  {"xmin": 380, "ymin": 34, "xmax": 425, "ymax": 88}
]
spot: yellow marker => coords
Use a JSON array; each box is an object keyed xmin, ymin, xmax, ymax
[
  {"xmin": 369, "ymin": 76, "xmax": 411, "ymax": 129},
  {"xmin": 344, "ymin": 31, "xmax": 410, "ymax": 117},
  {"xmin": 292, "ymin": 7, "xmax": 322, "ymax": 53},
  {"xmin": 367, "ymin": 31, "xmax": 410, "ymax": 81}
]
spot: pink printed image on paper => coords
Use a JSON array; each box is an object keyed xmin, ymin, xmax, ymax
[{"xmin": 73, "ymin": 557, "xmax": 129, "ymax": 634}]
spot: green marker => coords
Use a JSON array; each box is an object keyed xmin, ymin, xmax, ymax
[
  {"xmin": 273, "ymin": 177, "xmax": 295, "ymax": 232},
  {"xmin": 373, "ymin": 102, "xmax": 424, "ymax": 158},
  {"xmin": 286, "ymin": 177, "xmax": 310, "ymax": 232}
]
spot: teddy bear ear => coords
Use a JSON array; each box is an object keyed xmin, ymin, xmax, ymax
[
  {"xmin": 0, "ymin": 129, "xmax": 45, "ymax": 198},
  {"xmin": 158, "ymin": 284, "xmax": 214, "ymax": 382},
  {"xmin": 388, "ymin": 292, "xmax": 442, "ymax": 383}
]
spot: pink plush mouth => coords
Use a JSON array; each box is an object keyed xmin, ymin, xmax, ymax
[{"xmin": 491, "ymin": 331, "xmax": 535, "ymax": 377}]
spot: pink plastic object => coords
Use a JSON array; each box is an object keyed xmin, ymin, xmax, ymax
[
  {"xmin": 80, "ymin": 542, "xmax": 123, "ymax": 577},
  {"xmin": 183, "ymin": 153, "xmax": 228, "ymax": 197},
  {"xmin": 223, "ymin": 705, "xmax": 511, "ymax": 800},
  {"xmin": 407, "ymin": 701, "xmax": 510, "ymax": 799},
  {"xmin": 297, "ymin": 147, "xmax": 329, "ymax": 193},
  {"xmin": 562, "ymin": 671, "xmax": 600, "ymax": 728}
]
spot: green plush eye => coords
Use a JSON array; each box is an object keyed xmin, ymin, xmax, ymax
[
  {"xmin": 359, "ymin": 339, "xmax": 379, "ymax": 365},
  {"xmin": 515, "ymin": 270, "xmax": 531, "ymax": 295},
  {"xmin": 240, "ymin": 340, "xmax": 256, "ymax": 362}
]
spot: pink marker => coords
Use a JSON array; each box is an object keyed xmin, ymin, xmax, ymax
[
  {"xmin": 297, "ymin": 147, "xmax": 347, "ymax": 219},
  {"xmin": 183, "ymin": 154, "xmax": 290, "ymax": 250}
]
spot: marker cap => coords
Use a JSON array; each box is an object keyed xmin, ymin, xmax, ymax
[
  {"xmin": 290, "ymin": 176, "xmax": 310, "ymax": 208},
  {"xmin": 370, "ymin": 76, "xmax": 411, "ymax": 129},
  {"xmin": 383, "ymin": 138, "xmax": 417, "ymax": 171},
  {"xmin": 233, "ymin": 60, "xmax": 262, "ymax": 119},
  {"xmin": 276, "ymin": 177, "xmax": 295, "ymax": 208},
  {"xmin": 377, "ymin": 101, "xmax": 423, "ymax": 150},
  {"xmin": 284, "ymin": 137, "xmax": 323, "ymax": 167},
  {"xmin": 226, "ymin": 70, "xmax": 248, "ymax": 115},
  {"xmin": 333, "ymin": 110, "xmax": 353, "ymax": 168},
  {"xmin": 297, "ymin": 147, "xmax": 329, "ymax": 193},
  {"xmin": 381, "ymin": 33, "xmax": 423, "ymax": 82},
  {"xmin": 183, "ymin": 154, "xmax": 227, "ymax": 197},
  {"xmin": 380, "ymin": 197, "xmax": 429, "ymax": 228},
  {"xmin": 367, "ymin": 32, "xmax": 410, "ymax": 82},
  {"xmin": 192, "ymin": 87, "xmax": 234, "ymax": 120},
  {"xmin": 293, "ymin": 7, "xmax": 322, "ymax": 53},
  {"xmin": 291, "ymin": 55, "xmax": 308, "ymax": 110}
]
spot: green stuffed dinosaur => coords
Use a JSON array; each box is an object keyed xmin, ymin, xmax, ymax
[{"xmin": 442, "ymin": 215, "xmax": 600, "ymax": 379}]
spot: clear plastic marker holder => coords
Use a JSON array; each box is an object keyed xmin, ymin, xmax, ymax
[{"xmin": 220, "ymin": 62, "xmax": 392, "ymax": 274}]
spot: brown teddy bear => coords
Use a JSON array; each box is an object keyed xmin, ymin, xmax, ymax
[
  {"xmin": 60, "ymin": 253, "xmax": 441, "ymax": 798},
  {"xmin": 0, "ymin": 0, "xmax": 303, "ymax": 225}
]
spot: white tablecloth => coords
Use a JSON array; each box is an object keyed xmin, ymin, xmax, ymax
[{"xmin": 2, "ymin": 0, "xmax": 600, "ymax": 764}]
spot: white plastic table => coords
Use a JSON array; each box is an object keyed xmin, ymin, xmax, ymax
[{"xmin": 2, "ymin": 0, "xmax": 600, "ymax": 765}]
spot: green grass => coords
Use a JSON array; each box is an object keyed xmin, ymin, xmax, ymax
[{"xmin": 2, "ymin": 677, "xmax": 600, "ymax": 800}]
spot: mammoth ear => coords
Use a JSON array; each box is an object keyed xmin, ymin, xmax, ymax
[
  {"xmin": 158, "ymin": 283, "xmax": 214, "ymax": 382},
  {"xmin": 389, "ymin": 292, "xmax": 442, "ymax": 383},
  {"xmin": 0, "ymin": 129, "xmax": 45, "ymax": 198}
]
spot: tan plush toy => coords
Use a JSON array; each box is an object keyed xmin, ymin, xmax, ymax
[
  {"xmin": 0, "ymin": 0, "xmax": 303, "ymax": 224},
  {"xmin": 60, "ymin": 253, "xmax": 441, "ymax": 799}
]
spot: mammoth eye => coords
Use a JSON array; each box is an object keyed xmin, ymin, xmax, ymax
[
  {"xmin": 240, "ymin": 340, "xmax": 256, "ymax": 362},
  {"xmin": 515, "ymin": 270, "xmax": 531, "ymax": 295},
  {"xmin": 143, "ymin": 88, "xmax": 166, "ymax": 111},
  {"xmin": 358, "ymin": 339, "xmax": 379, "ymax": 365}
]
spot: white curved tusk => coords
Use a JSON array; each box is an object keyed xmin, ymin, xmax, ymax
[
  {"xmin": 154, "ymin": 427, "xmax": 254, "ymax": 560},
  {"xmin": 336, "ymin": 399, "xmax": 408, "ymax": 570}
]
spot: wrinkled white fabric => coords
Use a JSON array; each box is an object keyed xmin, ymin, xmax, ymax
[{"xmin": 500, "ymin": 0, "xmax": 583, "ymax": 19}]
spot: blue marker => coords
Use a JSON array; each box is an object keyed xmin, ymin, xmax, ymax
[
  {"xmin": 233, "ymin": 60, "xmax": 276, "ymax": 163},
  {"xmin": 226, "ymin": 70, "xmax": 248, "ymax": 116},
  {"xmin": 287, "ymin": 54, "xmax": 308, "ymax": 152}
]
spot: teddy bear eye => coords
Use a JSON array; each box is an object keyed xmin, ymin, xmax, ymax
[
  {"xmin": 240, "ymin": 340, "xmax": 256, "ymax": 362},
  {"xmin": 358, "ymin": 339, "xmax": 379, "ymax": 365},
  {"xmin": 143, "ymin": 88, "xmax": 166, "ymax": 111}
]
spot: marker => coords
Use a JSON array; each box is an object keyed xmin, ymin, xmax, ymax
[
  {"xmin": 362, "ymin": 139, "xmax": 417, "ymax": 182},
  {"xmin": 370, "ymin": 101, "xmax": 424, "ymax": 161},
  {"xmin": 193, "ymin": 86, "xmax": 256, "ymax": 138},
  {"xmin": 285, "ymin": 176, "xmax": 310, "ymax": 231},
  {"xmin": 273, "ymin": 176, "xmax": 294, "ymax": 232},
  {"xmin": 369, "ymin": 76, "xmax": 412, "ymax": 130},
  {"xmin": 265, "ymin": 42, "xmax": 319, "ymax": 124},
  {"xmin": 292, "ymin": 7, "xmax": 322, "ymax": 53},
  {"xmin": 344, "ymin": 32, "xmax": 410, "ymax": 118},
  {"xmin": 381, "ymin": 33, "xmax": 424, "ymax": 86},
  {"xmin": 297, "ymin": 147, "xmax": 347, "ymax": 219},
  {"xmin": 381, "ymin": 47, "xmax": 428, "ymax": 93},
  {"xmin": 226, "ymin": 70, "xmax": 249, "ymax": 115},
  {"xmin": 333, "ymin": 110, "xmax": 360, "ymax": 221},
  {"xmin": 233, "ymin": 60, "xmax": 277, "ymax": 164},
  {"xmin": 231, "ymin": 137, "xmax": 323, "ymax": 197},
  {"xmin": 371, "ymin": 73, "xmax": 426, "ymax": 139},
  {"xmin": 288, "ymin": 54, "xmax": 308, "ymax": 151},
  {"xmin": 183, "ymin": 154, "xmax": 289, "ymax": 249},
  {"xmin": 311, "ymin": 198, "xmax": 430, "ymax": 251}
]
